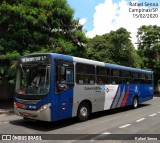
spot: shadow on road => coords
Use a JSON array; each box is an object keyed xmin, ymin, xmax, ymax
[
  {"xmin": 10, "ymin": 117, "xmax": 77, "ymax": 132},
  {"xmin": 90, "ymin": 103, "xmax": 150, "ymax": 120},
  {"xmin": 10, "ymin": 103, "xmax": 150, "ymax": 132}
]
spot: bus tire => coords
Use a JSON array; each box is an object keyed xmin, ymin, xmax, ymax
[
  {"xmin": 132, "ymin": 96, "xmax": 138, "ymax": 109},
  {"xmin": 77, "ymin": 102, "xmax": 90, "ymax": 122}
]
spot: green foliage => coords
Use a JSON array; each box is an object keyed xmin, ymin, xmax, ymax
[
  {"xmin": 137, "ymin": 25, "xmax": 160, "ymax": 84},
  {"xmin": 0, "ymin": 0, "xmax": 87, "ymax": 85},
  {"xmin": 87, "ymin": 35, "xmax": 113, "ymax": 63},
  {"xmin": 87, "ymin": 28, "xmax": 140, "ymax": 67}
]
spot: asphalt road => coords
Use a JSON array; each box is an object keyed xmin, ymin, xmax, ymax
[{"xmin": 0, "ymin": 97, "xmax": 160, "ymax": 143}]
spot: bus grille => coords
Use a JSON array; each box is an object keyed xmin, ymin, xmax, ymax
[{"xmin": 15, "ymin": 98, "xmax": 40, "ymax": 105}]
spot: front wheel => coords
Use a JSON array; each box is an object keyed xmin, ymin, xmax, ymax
[
  {"xmin": 132, "ymin": 97, "xmax": 139, "ymax": 109},
  {"xmin": 77, "ymin": 102, "xmax": 90, "ymax": 122}
]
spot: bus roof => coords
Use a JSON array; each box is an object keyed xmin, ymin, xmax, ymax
[
  {"xmin": 23, "ymin": 53, "xmax": 153, "ymax": 74},
  {"xmin": 50, "ymin": 53, "xmax": 152, "ymax": 74}
]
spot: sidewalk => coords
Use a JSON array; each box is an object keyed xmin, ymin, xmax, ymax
[{"xmin": 0, "ymin": 100, "xmax": 14, "ymax": 115}]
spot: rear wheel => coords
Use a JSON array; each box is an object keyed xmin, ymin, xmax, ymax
[
  {"xmin": 132, "ymin": 96, "xmax": 138, "ymax": 109},
  {"xmin": 77, "ymin": 102, "xmax": 90, "ymax": 122}
]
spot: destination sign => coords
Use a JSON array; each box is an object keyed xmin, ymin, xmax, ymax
[{"xmin": 20, "ymin": 55, "xmax": 49, "ymax": 63}]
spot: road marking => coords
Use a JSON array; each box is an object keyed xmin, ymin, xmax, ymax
[
  {"xmin": 2, "ymin": 121, "xmax": 9, "ymax": 124},
  {"xmin": 158, "ymin": 112, "xmax": 160, "ymax": 114},
  {"xmin": 136, "ymin": 118, "xmax": 145, "ymax": 122},
  {"xmin": 0, "ymin": 121, "xmax": 9, "ymax": 124},
  {"xmin": 149, "ymin": 113, "xmax": 157, "ymax": 117},
  {"xmin": 102, "ymin": 132, "xmax": 111, "ymax": 135},
  {"xmin": 119, "ymin": 124, "xmax": 131, "ymax": 129}
]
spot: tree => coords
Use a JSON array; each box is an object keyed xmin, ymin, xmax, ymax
[
  {"xmin": 107, "ymin": 28, "xmax": 140, "ymax": 67},
  {"xmin": 137, "ymin": 25, "xmax": 160, "ymax": 86},
  {"xmin": 87, "ymin": 28, "xmax": 141, "ymax": 67},
  {"xmin": 0, "ymin": 0, "xmax": 87, "ymax": 99},
  {"xmin": 87, "ymin": 35, "xmax": 113, "ymax": 63}
]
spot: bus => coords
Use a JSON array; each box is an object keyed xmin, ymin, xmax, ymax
[{"xmin": 14, "ymin": 53, "xmax": 154, "ymax": 122}]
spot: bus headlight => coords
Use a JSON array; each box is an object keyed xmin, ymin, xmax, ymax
[{"xmin": 38, "ymin": 103, "xmax": 51, "ymax": 112}]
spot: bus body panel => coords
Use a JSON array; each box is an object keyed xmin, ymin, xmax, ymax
[
  {"xmin": 72, "ymin": 83, "xmax": 153, "ymax": 118},
  {"xmin": 72, "ymin": 85, "xmax": 105, "ymax": 117},
  {"xmin": 52, "ymin": 88, "xmax": 73, "ymax": 121}
]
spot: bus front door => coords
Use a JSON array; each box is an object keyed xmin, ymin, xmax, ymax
[{"xmin": 54, "ymin": 59, "xmax": 74, "ymax": 121}]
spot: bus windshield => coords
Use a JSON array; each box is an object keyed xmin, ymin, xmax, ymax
[{"xmin": 15, "ymin": 64, "xmax": 50, "ymax": 96}]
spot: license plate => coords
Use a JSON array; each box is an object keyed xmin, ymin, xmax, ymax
[{"xmin": 23, "ymin": 112, "xmax": 30, "ymax": 117}]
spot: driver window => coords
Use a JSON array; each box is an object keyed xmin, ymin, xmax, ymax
[{"xmin": 55, "ymin": 59, "xmax": 74, "ymax": 93}]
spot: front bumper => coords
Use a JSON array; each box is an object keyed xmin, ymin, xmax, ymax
[{"xmin": 14, "ymin": 107, "xmax": 51, "ymax": 122}]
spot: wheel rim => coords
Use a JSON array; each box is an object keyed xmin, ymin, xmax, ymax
[
  {"xmin": 134, "ymin": 98, "xmax": 138, "ymax": 107},
  {"xmin": 80, "ymin": 107, "xmax": 88, "ymax": 117}
]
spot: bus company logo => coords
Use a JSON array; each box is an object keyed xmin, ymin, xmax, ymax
[
  {"xmin": 105, "ymin": 86, "xmax": 116, "ymax": 93},
  {"xmin": 84, "ymin": 87, "xmax": 101, "ymax": 90},
  {"xmin": 106, "ymin": 88, "xmax": 109, "ymax": 93},
  {"xmin": 100, "ymin": 86, "xmax": 105, "ymax": 92}
]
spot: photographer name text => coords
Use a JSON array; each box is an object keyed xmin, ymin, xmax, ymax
[{"xmin": 129, "ymin": 2, "xmax": 159, "ymax": 18}]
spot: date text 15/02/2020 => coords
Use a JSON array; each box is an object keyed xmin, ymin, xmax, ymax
[{"xmin": 133, "ymin": 14, "xmax": 158, "ymax": 18}]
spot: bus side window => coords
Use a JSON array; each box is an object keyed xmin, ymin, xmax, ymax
[
  {"xmin": 112, "ymin": 81, "xmax": 116, "ymax": 84},
  {"xmin": 111, "ymin": 69, "xmax": 121, "ymax": 84},
  {"xmin": 122, "ymin": 78, "xmax": 130, "ymax": 84},
  {"xmin": 76, "ymin": 63, "xmax": 95, "ymax": 85},
  {"xmin": 66, "ymin": 68, "xmax": 74, "ymax": 83},
  {"xmin": 121, "ymin": 70, "xmax": 131, "ymax": 84},
  {"xmin": 145, "ymin": 74, "xmax": 152, "ymax": 84},
  {"xmin": 111, "ymin": 77, "xmax": 122, "ymax": 84},
  {"xmin": 132, "ymin": 72, "xmax": 139, "ymax": 84},
  {"xmin": 96, "ymin": 66, "xmax": 110, "ymax": 84}
]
